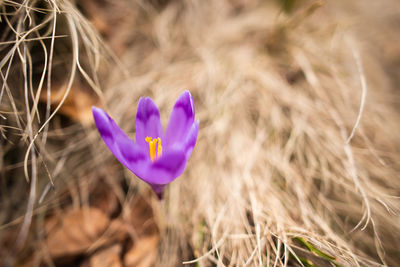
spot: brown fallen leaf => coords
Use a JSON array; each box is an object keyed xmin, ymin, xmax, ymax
[
  {"xmin": 77, "ymin": 0, "xmax": 139, "ymax": 56},
  {"xmin": 123, "ymin": 195, "xmax": 158, "ymax": 236},
  {"xmin": 89, "ymin": 244, "xmax": 122, "ymax": 267},
  {"xmin": 78, "ymin": 0, "xmax": 111, "ymax": 37},
  {"xmin": 45, "ymin": 208, "xmax": 109, "ymax": 259},
  {"xmin": 124, "ymin": 235, "xmax": 159, "ymax": 267},
  {"xmin": 86, "ymin": 218, "xmax": 128, "ymax": 254},
  {"xmin": 89, "ymin": 179, "xmax": 120, "ymax": 217},
  {"xmin": 39, "ymin": 81, "xmax": 99, "ymax": 126}
]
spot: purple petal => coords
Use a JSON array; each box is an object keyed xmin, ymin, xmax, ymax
[
  {"xmin": 184, "ymin": 120, "xmax": 199, "ymax": 159},
  {"xmin": 118, "ymin": 138, "xmax": 149, "ymax": 178},
  {"xmin": 135, "ymin": 97, "xmax": 163, "ymax": 153},
  {"xmin": 164, "ymin": 91, "xmax": 195, "ymax": 148},
  {"xmin": 141, "ymin": 148, "xmax": 187, "ymax": 185},
  {"xmin": 92, "ymin": 107, "xmax": 148, "ymax": 173}
]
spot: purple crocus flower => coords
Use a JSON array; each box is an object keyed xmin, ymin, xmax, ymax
[{"xmin": 92, "ymin": 91, "xmax": 199, "ymax": 199}]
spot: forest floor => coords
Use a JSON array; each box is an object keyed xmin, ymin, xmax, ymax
[{"xmin": 0, "ymin": 0, "xmax": 399, "ymax": 266}]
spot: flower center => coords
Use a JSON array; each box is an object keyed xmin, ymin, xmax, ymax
[{"xmin": 145, "ymin": 137, "xmax": 162, "ymax": 162}]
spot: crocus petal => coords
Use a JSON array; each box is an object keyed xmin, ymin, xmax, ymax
[
  {"xmin": 135, "ymin": 97, "xmax": 163, "ymax": 153},
  {"xmin": 118, "ymin": 138, "xmax": 149, "ymax": 178},
  {"xmin": 92, "ymin": 107, "xmax": 148, "ymax": 172},
  {"xmin": 164, "ymin": 91, "xmax": 195, "ymax": 148},
  {"xmin": 184, "ymin": 120, "xmax": 199, "ymax": 159},
  {"xmin": 141, "ymin": 148, "xmax": 187, "ymax": 185}
]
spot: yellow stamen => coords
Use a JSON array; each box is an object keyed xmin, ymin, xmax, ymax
[
  {"xmin": 157, "ymin": 137, "xmax": 162, "ymax": 158},
  {"xmin": 145, "ymin": 136, "xmax": 162, "ymax": 162}
]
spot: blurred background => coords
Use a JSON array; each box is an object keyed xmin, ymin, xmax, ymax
[{"xmin": 0, "ymin": 0, "xmax": 399, "ymax": 266}]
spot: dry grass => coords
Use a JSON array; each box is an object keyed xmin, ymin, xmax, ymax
[{"xmin": 1, "ymin": 0, "xmax": 400, "ymax": 266}]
